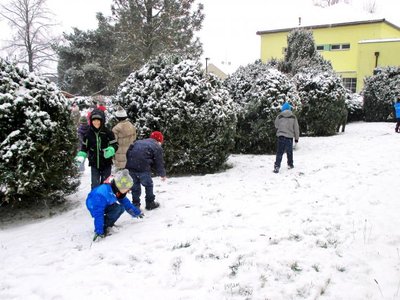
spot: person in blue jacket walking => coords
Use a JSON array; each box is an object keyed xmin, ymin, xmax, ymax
[
  {"xmin": 394, "ymin": 98, "xmax": 400, "ymax": 133},
  {"xmin": 86, "ymin": 169, "xmax": 144, "ymax": 241},
  {"xmin": 126, "ymin": 131, "xmax": 166, "ymax": 210}
]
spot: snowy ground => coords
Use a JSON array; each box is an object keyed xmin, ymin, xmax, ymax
[{"xmin": 1, "ymin": 122, "xmax": 400, "ymax": 300}]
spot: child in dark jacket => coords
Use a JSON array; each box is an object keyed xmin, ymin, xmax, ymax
[
  {"xmin": 86, "ymin": 169, "xmax": 144, "ymax": 241},
  {"xmin": 126, "ymin": 131, "xmax": 166, "ymax": 210},
  {"xmin": 77, "ymin": 116, "xmax": 90, "ymax": 148},
  {"xmin": 75, "ymin": 109, "xmax": 118, "ymax": 189},
  {"xmin": 77, "ymin": 116, "xmax": 90, "ymax": 172}
]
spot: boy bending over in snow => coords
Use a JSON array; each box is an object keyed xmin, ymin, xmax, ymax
[{"xmin": 86, "ymin": 169, "xmax": 144, "ymax": 241}]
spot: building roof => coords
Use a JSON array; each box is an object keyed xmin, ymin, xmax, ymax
[
  {"xmin": 207, "ymin": 63, "xmax": 228, "ymax": 79},
  {"xmin": 359, "ymin": 38, "xmax": 400, "ymax": 44},
  {"xmin": 256, "ymin": 18, "xmax": 400, "ymax": 35}
]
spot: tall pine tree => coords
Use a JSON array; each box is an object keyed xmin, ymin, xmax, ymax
[
  {"xmin": 111, "ymin": 0, "xmax": 204, "ymax": 71},
  {"xmin": 56, "ymin": 13, "xmax": 119, "ymax": 95}
]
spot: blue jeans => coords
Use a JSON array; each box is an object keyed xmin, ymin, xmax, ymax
[
  {"xmin": 91, "ymin": 165, "xmax": 112, "ymax": 189},
  {"xmin": 129, "ymin": 171, "xmax": 155, "ymax": 206},
  {"xmin": 104, "ymin": 203, "xmax": 125, "ymax": 229},
  {"xmin": 274, "ymin": 136, "xmax": 294, "ymax": 168}
]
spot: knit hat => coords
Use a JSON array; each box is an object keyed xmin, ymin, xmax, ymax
[
  {"xmin": 115, "ymin": 106, "xmax": 127, "ymax": 118},
  {"xmin": 114, "ymin": 169, "xmax": 134, "ymax": 190},
  {"xmin": 91, "ymin": 112, "xmax": 103, "ymax": 121},
  {"xmin": 79, "ymin": 116, "xmax": 87, "ymax": 124},
  {"xmin": 150, "ymin": 131, "xmax": 164, "ymax": 143},
  {"xmin": 281, "ymin": 102, "xmax": 292, "ymax": 112}
]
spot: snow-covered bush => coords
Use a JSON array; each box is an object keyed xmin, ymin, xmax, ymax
[
  {"xmin": 224, "ymin": 60, "xmax": 270, "ymax": 105},
  {"xmin": 226, "ymin": 64, "xmax": 300, "ymax": 153},
  {"xmin": 345, "ymin": 93, "xmax": 364, "ymax": 122},
  {"xmin": 363, "ymin": 66, "xmax": 400, "ymax": 122},
  {"xmin": 0, "ymin": 59, "xmax": 79, "ymax": 207},
  {"xmin": 116, "ymin": 56, "xmax": 237, "ymax": 174},
  {"xmin": 293, "ymin": 69, "xmax": 347, "ymax": 136}
]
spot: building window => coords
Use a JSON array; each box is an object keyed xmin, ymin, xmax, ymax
[
  {"xmin": 341, "ymin": 43, "xmax": 350, "ymax": 49},
  {"xmin": 282, "ymin": 47, "xmax": 287, "ymax": 54},
  {"xmin": 342, "ymin": 78, "xmax": 357, "ymax": 93},
  {"xmin": 316, "ymin": 44, "xmax": 330, "ymax": 51},
  {"xmin": 331, "ymin": 43, "xmax": 351, "ymax": 51}
]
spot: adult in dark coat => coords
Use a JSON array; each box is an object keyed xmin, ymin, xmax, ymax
[
  {"xmin": 75, "ymin": 109, "xmax": 118, "ymax": 189},
  {"xmin": 126, "ymin": 131, "xmax": 166, "ymax": 210}
]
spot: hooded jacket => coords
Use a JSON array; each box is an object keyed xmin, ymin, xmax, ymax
[
  {"xmin": 275, "ymin": 110, "xmax": 300, "ymax": 140},
  {"xmin": 80, "ymin": 109, "xmax": 118, "ymax": 170}
]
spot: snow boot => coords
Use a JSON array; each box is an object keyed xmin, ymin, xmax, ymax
[
  {"xmin": 145, "ymin": 201, "xmax": 160, "ymax": 210},
  {"xmin": 273, "ymin": 166, "xmax": 279, "ymax": 173}
]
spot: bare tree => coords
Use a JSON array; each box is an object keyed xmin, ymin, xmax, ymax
[
  {"xmin": 0, "ymin": 0, "xmax": 59, "ymax": 72},
  {"xmin": 312, "ymin": 0, "xmax": 350, "ymax": 8}
]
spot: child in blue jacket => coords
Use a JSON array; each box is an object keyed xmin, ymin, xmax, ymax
[
  {"xmin": 86, "ymin": 169, "xmax": 143, "ymax": 241},
  {"xmin": 394, "ymin": 99, "xmax": 400, "ymax": 133}
]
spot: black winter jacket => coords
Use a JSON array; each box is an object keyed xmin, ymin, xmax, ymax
[{"xmin": 81, "ymin": 109, "xmax": 118, "ymax": 170}]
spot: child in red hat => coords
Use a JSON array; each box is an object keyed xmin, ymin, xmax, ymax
[{"xmin": 126, "ymin": 131, "xmax": 166, "ymax": 210}]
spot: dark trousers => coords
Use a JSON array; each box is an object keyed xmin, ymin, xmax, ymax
[
  {"xmin": 396, "ymin": 118, "xmax": 400, "ymax": 132},
  {"xmin": 129, "ymin": 171, "xmax": 155, "ymax": 205},
  {"xmin": 104, "ymin": 203, "xmax": 125, "ymax": 229},
  {"xmin": 274, "ymin": 136, "xmax": 294, "ymax": 168},
  {"xmin": 91, "ymin": 165, "xmax": 112, "ymax": 190}
]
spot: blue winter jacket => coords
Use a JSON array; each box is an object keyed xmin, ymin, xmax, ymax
[
  {"xmin": 86, "ymin": 183, "xmax": 141, "ymax": 234},
  {"xmin": 394, "ymin": 102, "xmax": 400, "ymax": 118},
  {"xmin": 126, "ymin": 138, "xmax": 166, "ymax": 177}
]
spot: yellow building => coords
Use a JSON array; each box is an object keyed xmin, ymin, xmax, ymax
[{"xmin": 256, "ymin": 19, "xmax": 400, "ymax": 92}]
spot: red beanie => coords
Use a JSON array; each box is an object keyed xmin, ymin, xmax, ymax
[{"xmin": 150, "ymin": 131, "xmax": 164, "ymax": 143}]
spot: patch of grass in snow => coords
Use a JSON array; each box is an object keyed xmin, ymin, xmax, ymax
[
  {"xmin": 259, "ymin": 274, "xmax": 268, "ymax": 288},
  {"xmin": 224, "ymin": 282, "xmax": 253, "ymax": 297},
  {"xmin": 288, "ymin": 233, "xmax": 303, "ymax": 241},
  {"xmin": 320, "ymin": 278, "xmax": 331, "ymax": 295},
  {"xmin": 290, "ymin": 261, "xmax": 302, "ymax": 272},
  {"xmin": 316, "ymin": 239, "xmax": 328, "ymax": 248},
  {"xmin": 269, "ymin": 237, "xmax": 281, "ymax": 245},
  {"xmin": 229, "ymin": 255, "xmax": 244, "ymax": 277},
  {"xmin": 172, "ymin": 242, "xmax": 191, "ymax": 250},
  {"xmin": 196, "ymin": 253, "xmax": 221, "ymax": 260},
  {"xmin": 312, "ymin": 264, "xmax": 320, "ymax": 272},
  {"xmin": 171, "ymin": 257, "xmax": 182, "ymax": 275},
  {"xmin": 336, "ymin": 265, "xmax": 346, "ymax": 272}
]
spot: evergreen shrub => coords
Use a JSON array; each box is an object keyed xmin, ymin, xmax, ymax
[
  {"xmin": 116, "ymin": 55, "xmax": 237, "ymax": 174},
  {"xmin": 363, "ymin": 66, "xmax": 400, "ymax": 122},
  {"xmin": 0, "ymin": 59, "xmax": 79, "ymax": 207}
]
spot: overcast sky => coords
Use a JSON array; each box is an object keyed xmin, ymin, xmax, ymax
[{"xmin": 0, "ymin": 0, "xmax": 399, "ymax": 73}]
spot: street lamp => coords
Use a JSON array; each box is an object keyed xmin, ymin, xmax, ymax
[{"xmin": 205, "ymin": 57, "xmax": 210, "ymax": 74}]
